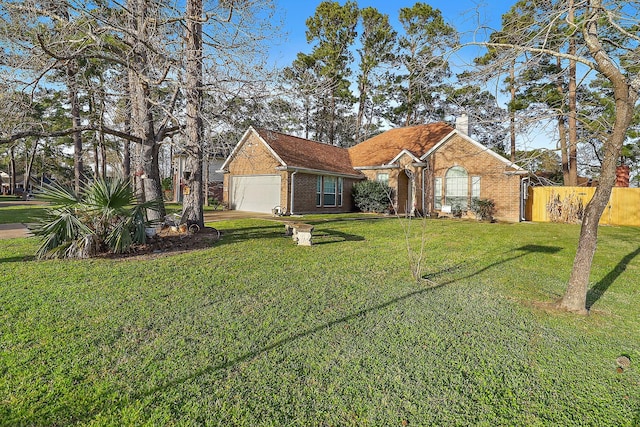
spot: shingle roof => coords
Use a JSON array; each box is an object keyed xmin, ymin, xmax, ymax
[
  {"xmin": 255, "ymin": 128, "xmax": 360, "ymax": 176},
  {"xmin": 348, "ymin": 123, "xmax": 454, "ymax": 167}
]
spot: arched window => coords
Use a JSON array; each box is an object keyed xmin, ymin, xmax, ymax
[{"xmin": 445, "ymin": 166, "xmax": 468, "ymax": 210}]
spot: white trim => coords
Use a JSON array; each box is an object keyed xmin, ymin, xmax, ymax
[
  {"xmin": 254, "ymin": 129, "xmax": 288, "ymax": 166},
  {"xmin": 353, "ymin": 165, "xmax": 401, "ymax": 170},
  {"xmin": 219, "ymin": 127, "xmax": 253, "ymax": 171},
  {"xmin": 420, "ymin": 130, "xmax": 526, "ymax": 172},
  {"xmin": 219, "ymin": 126, "xmax": 287, "ymax": 171},
  {"xmin": 419, "ymin": 129, "xmax": 456, "ymax": 159},
  {"xmin": 389, "ymin": 149, "xmax": 421, "ymax": 164}
]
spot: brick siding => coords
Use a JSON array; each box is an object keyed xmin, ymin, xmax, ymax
[{"xmin": 430, "ymin": 135, "xmax": 522, "ymax": 222}]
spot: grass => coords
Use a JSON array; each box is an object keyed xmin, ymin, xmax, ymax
[
  {"xmin": 0, "ymin": 203, "xmax": 47, "ymax": 225},
  {"xmin": 1, "ymin": 213, "xmax": 639, "ymax": 425}
]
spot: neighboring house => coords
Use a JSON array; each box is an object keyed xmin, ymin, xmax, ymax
[
  {"xmin": 219, "ymin": 127, "xmax": 363, "ymax": 214},
  {"xmin": 220, "ymin": 121, "xmax": 528, "ymax": 221},
  {"xmin": 0, "ymin": 171, "xmax": 9, "ymax": 194},
  {"xmin": 173, "ymin": 152, "xmax": 226, "ymax": 203}
]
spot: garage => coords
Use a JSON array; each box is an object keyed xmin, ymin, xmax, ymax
[{"xmin": 230, "ymin": 175, "xmax": 281, "ymax": 213}]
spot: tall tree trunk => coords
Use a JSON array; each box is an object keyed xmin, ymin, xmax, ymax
[
  {"xmin": 128, "ymin": 0, "xmax": 165, "ymax": 222},
  {"xmin": 181, "ymin": 0, "xmax": 204, "ymax": 228},
  {"xmin": 24, "ymin": 140, "xmax": 39, "ymax": 198},
  {"xmin": 509, "ymin": 60, "xmax": 516, "ymax": 163},
  {"xmin": 9, "ymin": 145, "xmax": 16, "ymax": 195},
  {"xmin": 123, "ymin": 116, "xmax": 131, "ymax": 180},
  {"xmin": 355, "ymin": 74, "xmax": 369, "ymax": 144},
  {"xmin": 559, "ymin": 0, "xmax": 639, "ymax": 313},
  {"xmin": 100, "ymin": 132, "xmax": 107, "ymax": 179},
  {"xmin": 304, "ymin": 96, "xmax": 310, "ymax": 140},
  {"xmin": 557, "ymin": 115, "xmax": 569, "ymax": 182},
  {"xmin": 555, "ymin": 56, "xmax": 570, "ymax": 184},
  {"xmin": 122, "ymin": 74, "xmax": 132, "ymax": 180},
  {"xmin": 567, "ymin": 0, "xmax": 578, "ymax": 186},
  {"xmin": 67, "ymin": 63, "xmax": 84, "ymax": 194},
  {"xmin": 94, "ymin": 141, "xmax": 100, "ymax": 178},
  {"xmin": 328, "ymin": 94, "xmax": 336, "ymax": 145},
  {"xmin": 405, "ymin": 75, "xmax": 414, "ymax": 127}
]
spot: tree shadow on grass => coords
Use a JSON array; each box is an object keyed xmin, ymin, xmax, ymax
[
  {"xmin": 211, "ymin": 224, "xmax": 285, "ymax": 247},
  {"xmin": 586, "ymin": 246, "xmax": 640, "ymax": 309},
  {"xmin": 311, "ymin": 229, "xmax": 365, "ymax": 245},
  {"xmin": 423, "ymin": 245, "xmax": 563, "ymax": 284},
  {"xmin": 0, "ymin": 255, "xmax": 35, "ymax": 263},
  {"xmin": 212, "ymin": 224, "xmax": 364, "ymax": 247},
  {"xmin": 137, "ymin": 282, "xmax": 441, "ymax": 401},
  {"xmin": 137, "ymin": 245, "xmax": 562, "ymax": 401}
]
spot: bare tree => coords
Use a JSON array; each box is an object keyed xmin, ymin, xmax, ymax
[
  {"xmin": 475, "ymin": 0, "xmax": 640, "ymax": 313},
  {"xmin": 181, "ymin": 0, "xmax": 204, "ymax": 228}
]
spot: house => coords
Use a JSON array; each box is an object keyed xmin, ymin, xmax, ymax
[
  {"xmin": 349, "ymin": 118, "xmax": 528, "ymax": 221},
  {"xmin": 219, "ymin": 128, "xmax": 363, "ymax": 214},
  {"xmin": 220, "ymin": 121, "xmax": 528, "ymax": 221},
  {"xmin": 0, "ymin": 171, "xmax": 9, "ymax": 194}
]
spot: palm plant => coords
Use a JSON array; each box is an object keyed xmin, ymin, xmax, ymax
[{"xmin": 32, "ymin": 177, "xmax": 160, "ymax": 259}]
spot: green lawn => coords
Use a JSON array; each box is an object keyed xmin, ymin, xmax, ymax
[
  {"xmin": 1, "ymin": 215, "xmax": 639, "ymax": 425},
  {"xmin": 0, "ymin": 203, "xmax": 47, "ymax": 225}
]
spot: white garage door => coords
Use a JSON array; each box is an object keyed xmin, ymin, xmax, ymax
[{"xmin": 230, "ymin": 175, "xmax": 281, "ymax": 213}]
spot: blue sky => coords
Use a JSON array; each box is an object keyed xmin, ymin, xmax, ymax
[
  {"xmin": 267, "ymin": 0, "xmax": 553, "ymax": 150},
  {"xmin": 270, "ymin": 0, "xmax": 516, "ymax": 66}
]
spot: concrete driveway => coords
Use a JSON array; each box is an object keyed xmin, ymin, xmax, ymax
[
  {"xmin": 0, "ymin": 200, "xmax": 43, "ymax": 239},
  {"xmin": 203, "ymin": 210, "xmax": 279, "ymax": 222},
  {"xmin": 0, "ymin": 223, "xmax": 32, "ymax": 239}
]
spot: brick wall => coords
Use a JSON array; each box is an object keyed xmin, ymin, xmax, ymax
[
  {"xmin": 431, "ymin": 135, "xmax": 522, "ymax": 222},
  {"xmin": 223, "ymin": 133, "xmax": 358, "ymax": 214},
  {"xmin": 223, "ymin": 133, "xmax": 286, "ymax": 208},
  {"xmin": 289, "ymin": 173, "xmax": 357, "ymax": 214}
]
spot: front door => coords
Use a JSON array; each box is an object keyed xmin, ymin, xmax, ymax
[{"xmin": 396, "ymin": 169, "xmax": 414, "ymax": 214}]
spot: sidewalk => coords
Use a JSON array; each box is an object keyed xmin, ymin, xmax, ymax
[{"xmin": 0, "ymin": 223, "xmax": 32, "ymax": 239}]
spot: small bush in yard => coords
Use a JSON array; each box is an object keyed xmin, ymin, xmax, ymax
[
  {"xmin": 353, "ymin": 180, "xmax": 393, "ymax": 213},
  {"xmin": 470, "ymin": 198, "xmax": 496, "ymax": 221}
]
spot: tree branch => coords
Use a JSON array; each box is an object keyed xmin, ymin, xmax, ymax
[{"xmin": 0, "ymin": 125, "xmax": 142, "ymax": 145}]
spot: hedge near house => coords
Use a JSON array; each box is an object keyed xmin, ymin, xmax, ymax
[{"xmin": 353, "ymin": 180, "xmax": 393, "ymax": 213}]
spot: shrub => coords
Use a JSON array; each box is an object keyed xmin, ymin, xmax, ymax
[
  {"xmin": 161, "ymin": 177, "xmax": 173, "ymax": 191},
  {"xmin": 32, "ymin": 177, "xmax": 160, "ymax": 259},
  {"xmin": 353, "ymin": 180, "xmax": 393, "ymax": 213},
  {"xmin": 546, "ymin": 191, "xmax": 584, "ymax": 223},
  {"xmin": 470, "ymin": 198, "xmax": 496, "ymax": 221}
]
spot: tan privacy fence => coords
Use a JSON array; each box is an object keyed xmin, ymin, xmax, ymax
[{"xmin": 526, "ymin": 186, "xmax": 640, "ymax": 226}]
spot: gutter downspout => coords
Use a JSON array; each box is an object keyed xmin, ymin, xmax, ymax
[
  {"xmin": 290, "ymin": 170, "xmax": 297, "ymax": 215},
  {"xmin": 422, "ymin": 166, "xmax": 426, "ymax": 215}
]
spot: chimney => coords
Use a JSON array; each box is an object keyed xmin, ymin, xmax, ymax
[
  {"xmin": 615, "ymin": 165, "xmax": 630, "ymax": 187},
  {"xmin": 456, "ymin": 113, "xmax": 470, "ymax": 137}
]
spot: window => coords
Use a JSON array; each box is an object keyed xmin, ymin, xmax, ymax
[
  {"xmin": 445, "ymin": 166, "xmax": 469, "ymax": 210},
  {"xmin": 323, "ymin": 176, "xmax": 337, "ymax": 206},
  {"xmin": 471, "ymin": 176, "xmax": 481, "ymax": 202},
  {"xmin": 317, "ymin": 176, "xmax": 343, "ymax": 207},
  {"xmin": 376, "ymin": 173, "xmax": 389, "ymax": 185},
  {"xmin": 434, "ymin": 177, "xmax": 442, "ymax": 209}
]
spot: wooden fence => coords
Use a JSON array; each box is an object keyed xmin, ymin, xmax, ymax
[{"xmin": 525, "ymin": 186, "xmax": 640, "ymax": 227}]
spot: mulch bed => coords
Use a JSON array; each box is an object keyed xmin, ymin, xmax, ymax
[{"xmin": 100, "ymin": 226, "xmax": 222, "ymax": 259}]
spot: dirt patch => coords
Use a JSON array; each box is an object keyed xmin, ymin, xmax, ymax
[{"xmin": 100, "ymin": 226, "xmax": 222, "ymax": 260}]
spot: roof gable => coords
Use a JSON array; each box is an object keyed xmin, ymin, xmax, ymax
[
  {"xmin": 255, "ymin": 128, "xmax": 358, "ymax": 175},
  {"xmin": 348, "ymin": 123, "xmax": 454, "ymax": 167},
  {"xmin": 421, "ymin": 130, "xmax": 526, "ymax": 172},
  {"xmin": 220, "ymin": 127, "xmax": 286, "ymax": 171}
]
